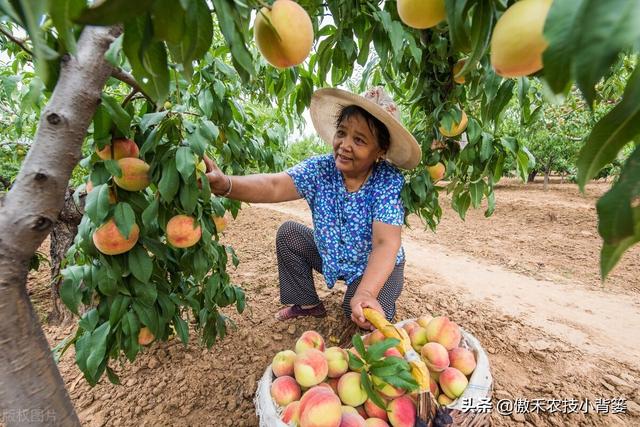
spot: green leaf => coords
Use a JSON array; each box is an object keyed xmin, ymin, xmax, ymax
[
  {"xmin": 75, "ymin": 0, "xmax": 153, "ymax": 25},
  {"xmin": 347, "ymin": 351, "xmax": 365, "ymax": 372},
  {"xmin": 367, "ymin": 338, "xmax": 400, "ymax": 361},
  {"xmin": 577, "ymin": 67, "xmax": 640, "ymax": 189},
  {"xmin": 445, "ymin": 0, "xmax": 472, "ymax": 53},
  {"xmin": 176, "ymin": 146, "xmax": 196, "ymax": 181},
  {"xmin": 85, "ymin": 184, "xmax": 111, "ymax": 224},
  {"xmin": 211, "ymin": 0, "xmax": 253, "ymax": 77},
  {"xmin": 573, "ymin": 0, "xmax": 640, "ymax": 105},
  {"xmin": 106, "ymin": 365, "xmax": 121, "ymax": 385},
  {"xmin": 596, "ymin": 145, "xmax": 640, "ymax": 246},
  {"xmin": 234, "ymin": 286, "xmax": 245, "ymax": 313},
  {"xmin": 158, "ymin": 159, "xmax": 180, "ymax": 202},
  {"xmin": 109, "ymin": 294, "xmax": 131, "ymax": 326},
  {"xmin": 93, "ymin": 105, "xmax": 112, "ymax": 145},
  {"xmin": 198, "ymin": 89, "xmax": 214, "ymax": 117},
  {"xmin": 352, "ymin": 334, "xmax": 367, "ymax": 361},
  {"xmin": 601, "ymin": 227, "xmax": 640, "ymax": 280},
  {"xmin": 361, "ymin": 371, "xmax": 387, "ymax": 411},
  {"xmin": 140, "ymin": 111, "xmax": 167, "ymax": 133},
  {"xmin": 174, "ymin": 314, "xmax": 189, "ymax": 345},
  {"xmin": 141, "ymin": 197, "xmax": 159, "ymax": 229},
  {"xmin": 542, "ymin": 0, "xmax": 586, "ymax": 93},
  {"xmin": 104, "ymin": 33, "xmax": 123, "ymax": 66},
  {"xmin": 463, "ymin": 0, "xmax": 493, "ymax": 79},
  {"xmin": 85, "ymin": 322, "xmax": 110, "ymax": 378},
  {"xmin": 104, "ymin": 159, "xmax": 122, "ymax": 178},
  {"xmin": 152, "ymin": 0, "xmax": 185, "ymax": 44},
  {"xmin": 101, "ymin": 94, "xmax": 132, "ymax": 136},
  {"xmin": 113, "ymin": 202, "xmax": 136, "ymax": 239},
  {"xmin": 485, "ymin": 188, "xmax": 496, "ymax": 217},
  {"xmin": 48, "ymin": 0, "xmax": 84, "ymax": 53},
  {"xmin": 470, "ymin": 180, "xmax": 485, "ymax": 208},
  {"xmin": 79, "ymin": 308, "xmax": 99, "ymax": 332},
  {"xmin": 121, "ymin": 311, "xmax": 140, "ymax": 361},
  {"xmin": 128, "ymin": 245, "xmax": 153, "ymax": 283}
]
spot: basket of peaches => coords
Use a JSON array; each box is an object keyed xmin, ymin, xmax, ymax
[{"xmin": 254, "ymin": 313, "xmax": 492, "ymax": 427}]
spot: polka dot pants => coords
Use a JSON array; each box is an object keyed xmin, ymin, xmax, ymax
[{"xmin": 276, "ymin": 220, "xmax": 404, "ymax": 321}]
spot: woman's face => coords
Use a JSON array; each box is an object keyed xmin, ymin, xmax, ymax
[{"xmin": 332, "ymin": 113, "xmax": 385, "ymax": 176}]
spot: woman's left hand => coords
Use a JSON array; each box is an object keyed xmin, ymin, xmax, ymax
[{"xmin": 350, "ymin": 290, "xmax": 384, "ymax": 330}]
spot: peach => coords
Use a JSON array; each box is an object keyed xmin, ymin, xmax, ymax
[
  {"xmin": 282, "ymin": 400, "xmax": 300, "ymax": 424},
  {"xmin": 425, "ymin": 316, "xmax": 461, "ymax": 350},
  {"xmin": 213, "ymin": 215, "xmax": 227, "ymax": 233},
  {"xmin": 383, "ymin": 347, "xmax": 402, "ymax": 358},
  {"xmin": 138, "ymin": 326, "xmax": 154, "ymax": 345},
  {"xmin": 437, "ymin": 394, "xmax": 454, "ymax": 406},
  {"xmin": 364, "ymin": 419, "xmax": 390, "ymax": 427},
  {"xmin": 439, "ymin": 111, "xmax": 468, "ymax": 138},
  {"xmin": 429, "ymin": 370, "xmax": 441, "ymax": 382},
  {"xmin": 341, "ymin": 405, "xmax": 358, "ymax": 415},
  {"xmin": 364, "ymin": 398, "xmax": 388, "ymax": 421},
  {"xmin": 452, "ymin": 59, "xmax": 466, "ymax": 84},
  {"xmin": 166, "ymin": 215, "xmax": 202, "ymax": 248},
  {"xmin": 427, "ymin": 163, "xmax": 446, "ymax": 182},
  {"xmin": 272, "ymin": 349, "xmax": 297, "ymax": 377},
  {"xmin": 429, "ymin": 377, "xmax": 440, "ymax": 397},
  {"xmin": 326, "ymin": 378, "xmax": 340, "ymax": 394},
  {"xmin": 93, "ymin": 219, "xmax": 139, "ymax": 255},
  {"xmin": 439, "ymin": 367, "xmax": 468, "ymax": 399},
  {"xmin": 113, "ymin": 158, "xmax": 150, "ymax": 191},
  {"xmin": 96, "ymin": 138, "xmax": 139, "ymax": 160},
  {"xmin": 326, "ymin": 347, "xmax": 349, "ymax": 378},
  {"xmin": 408, "ymin": 327, "xmax": 428, "ymax": 352},
  {"xmin": 396, "ymin": 0, "xmax": 445, "ymax": 29},
  {"xmin": 367, "ymin": 329, "xmax": 386, "ymax": 345},
  {"xmin": 449, "ymin": 347, "xmax": 476, "ymax": 376},
  {"xmin": 254, "ymin": 0, "xmax": 313, "ymax": 69},
  {"xmin": 387, "ymin": 396, "xmax": 416, "ymax": 427},
  {"xmin": 416, "ymin": 314, "xmax": 433, "ymax": 329},
  {"xmin": 296, "ymin": 330, "xmax": 325, "ymax": 353},
  {"xmin": 294, "ymin": 349, "xmax": 328, "ymax": 388},
  {"xmin": 372, "ymin": 376, "xmax": 405, "ymax": 399},
  {"xmin": 298, "ymin": 386, "xmax": 342, "ymax": 427},
  {"xmin": 85, "ymin": 181, "xmax": 116, "ymax": 204},
  {"xmin": 318, "ymin": 382, "xmax": 335, "ymax": 392},
  {"xmin": 401, "ymin": 321, "xmax": 419, "ymax": 335},
  {"xmin": 355, "ymin": 406, "xmax": 367, "ymax": 419},
  {"xmin": 271, "ymin": 375, "xmax": 301, "ymax": 406},
  {"xmin": 421, "ymin": 342, "xmax": 450, "ymax": 372},
  {"xmin": 490, "ymin": 0, "xmax": 552, "ymax": 77},
  {"xmin": 337, "ymin": 372, "xmax": 368, "ymax": 407},
  {"xmin": 339, "ymin": 412, "xmax": 366, "ymax": 427}
]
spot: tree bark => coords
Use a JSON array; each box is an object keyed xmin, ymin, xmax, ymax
[
  {"xmin": 527, "ymin": 170, "xmax": 538, "ymax": 183},
  {"xmin": 0, "ymin": 25, "xmax": 121, "ymax": 426},
  {"xmin": 543, "ymin": 158, "xmax": 552, "ymax": 192},
  {"xmin": 48, "ymin": 187, "xmax": 83, "ymax": 325}
]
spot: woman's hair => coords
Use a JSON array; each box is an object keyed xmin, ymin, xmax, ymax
[{"xmin": 334, "ymin": 105, "xmax": 391, "ymax": 152}]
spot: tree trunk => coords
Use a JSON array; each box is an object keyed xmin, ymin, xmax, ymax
[
  {"xmin": 0, "ymin": 25, "xmax": 121, "ymax": 426},
  {"xmin": 543, "ymin": 158, "xmax": 552, "ymax": 191},
  {"xmin": 527, "ymin": 170, "xmax": 538, "ymax": 183},
  {"xmin": 48, "ymin": 187, "xmax": 84, "ymax": 325}
]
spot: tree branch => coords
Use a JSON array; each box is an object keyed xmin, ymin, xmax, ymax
[
  {"xmin": 110, "ymin": 68, "xmax": 153, "ymax": 103},
  {"xmin": 0, "ymin": 25, "xmax": 32, "ymax": 56}
]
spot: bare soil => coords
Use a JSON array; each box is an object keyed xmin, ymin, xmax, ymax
[{"xmin": 32, "ymin": 179, "xmax": 640, "ymax": 426}]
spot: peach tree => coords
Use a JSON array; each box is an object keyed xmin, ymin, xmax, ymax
[{"xmin": 0, "ymin": 0, "xmax": 639, "ymax": 424}]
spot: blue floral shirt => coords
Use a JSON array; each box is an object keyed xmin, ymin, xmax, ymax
[{"xmin": 286, "ymin": 154, "xmax": 405, "ymax": 288}]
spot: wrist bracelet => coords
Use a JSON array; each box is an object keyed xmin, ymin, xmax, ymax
[{"xmin": 222, "ymin": 175, "xmax": 232, "ymax": 197}]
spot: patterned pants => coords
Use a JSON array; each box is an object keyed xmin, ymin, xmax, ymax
[{"xmin": 276, "ymin": 221, "xmax": 404, "ymax": 321}]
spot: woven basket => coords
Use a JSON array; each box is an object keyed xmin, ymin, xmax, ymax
[{"xmin": 255, "ymin": 319, "xmax": 493, "ymax": 427}]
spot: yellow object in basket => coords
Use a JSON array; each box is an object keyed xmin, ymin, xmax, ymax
[{"xmin": 363, "ymin": 308, "xmax": 430, "ymax": 393}]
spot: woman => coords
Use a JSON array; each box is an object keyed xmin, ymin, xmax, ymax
[{"xmin": 205, "ymin": 87, "xmax": 421, "ymax": 329}]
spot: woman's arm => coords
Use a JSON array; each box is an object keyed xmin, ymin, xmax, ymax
[
  {"xmin": 350, "ymin": 221, "xmax": 402, "ymax": 329},
  {"xmin": 204, "ymin": 156, "xmax": 301, "ymax": 203}
]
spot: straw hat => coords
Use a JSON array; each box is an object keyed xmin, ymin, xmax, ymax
[{"xmin": 309, "ymin": 86, "xmax": 422, "ymax": 170}]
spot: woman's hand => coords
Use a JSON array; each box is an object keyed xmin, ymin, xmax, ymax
[
  {"xmin": 350, "ymin": 290, "xmax": 384, "ymax": 330},
  {"xmin": 204, "ymin": 154, "xmax": 229, "ymax": 195}
]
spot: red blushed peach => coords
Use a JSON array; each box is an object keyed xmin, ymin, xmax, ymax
[
  {"xmin": 364, "ymin": 398, "xmax": 388, "ymax": 421},
  {"xmin": 425, "ymin": 317, "xmax": 461, "ymax": 351},
  {"xmin": 387, "ymin": 396, "xmax": 416, "ymax": 427},
  {"xmin": 364, "ymin": 418, "xmax": 390, "ymax": 427},
  {"xmin": 298, "ymin": 386, "xmax": 342, "ymax": 427},
  {"xmin": 96, "ymin": 138, "xmax": 139, "ymax": 160},
  {"xmin": 372, "ymin": 376, "xmax": 405, "ymax": 399},
  {"xmin": 318, "ymin": 382, "xmax": 335, "ymax": 392},
  {"xmin": 416, "ymin": 314, "xmax": 433, "ymax": 329},
  {"xmin": 341, "ymin": 405, "xmax": 358, "ymax": 415},
  {"xmin": 439, "ymin": 367, "xmax": 468, "ymax": 399},
  {"xmin": 272, "ymin": 349, "xmax": 297, "ymax": 377},
  {"xmin": 166, "ymin": 215, "xmax": 202, "ymax": 248},
  {"xmin": 295, "ymin": 349, "xmax": 329, "ymax": 388},
  {"xmin": 113, "ymin": 158, "xmax": 150, "ymax": 191},
  {"xmin": 296, "ymin": 330, "xmax": 326, "ymax": 353},
  {"xmin": 93, "ymin": 219, "xmax": 139, "ymax": 255},
  {"xmin": 421, "ymin": 342, "xmax": 450, "ymax": 372},
  {"xmin": 337, "ymin": 372, "xmax": 368, "ymax": 407},
  {"xmin": 339, "ymin": 412, "xmax": 366, "ymax": 427},
  {"xmin": 325, "ymin": 347, "xmax": 349, "ymax": 378},
  {"xmin": 355, "ymin": 406, "xmax": 367, "ymax": 419},
  {"xmin": 448, "ymin": 347, "xmax": 477, "ymax": 376},
  {"xmin": 408, "ymin": 327, "xmax": 428, "ymax": 352},
  {"xmin": 271, "ymin": 375, "xmax": 301, "ymax": 406},
  {"xmin": 282, "ymin": 400, "xmax": 300, "ymax": 424},
  {"xmin": 437, "ymin": 394, "xmax": 454, "ymax": 406},
  {"xmin": 429, "ymin": 377, "xmax": 440, "ymax": 397},
  {"xmin": 383, "ymin": 347, "xmax": 402, "ymax": 358},
  {"xmin": 401, "ymin": 321, "xmax": 420, "ymax": 335},
  {"xmin": 326, "ymin": 378, "xmax": 340, "ymax": 394},
  {"xmin": 367, "ymin": 329, "xmax": 386, "ymax": 345}
]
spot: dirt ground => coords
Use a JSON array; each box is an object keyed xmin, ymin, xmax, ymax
[{"xmin": 31, "ymin": 178, "xmax": 640, "ymax": 426}]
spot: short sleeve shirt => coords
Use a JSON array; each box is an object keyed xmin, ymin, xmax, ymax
[{"xmin": 286, "ymin": 154, "xmax": 405, "ymax": 288}]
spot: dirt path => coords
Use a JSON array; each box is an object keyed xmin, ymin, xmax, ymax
[{"xmin": 258, "ymin": 201, "xmax": 640, "ymax": 368}]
